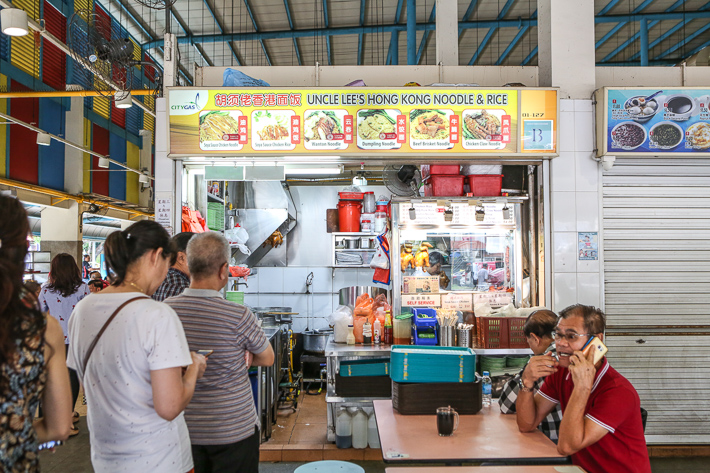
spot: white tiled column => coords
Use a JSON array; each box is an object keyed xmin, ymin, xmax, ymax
[{"xmin": 550, "ymin": 99, "xmax": 602, "ymax": 312}]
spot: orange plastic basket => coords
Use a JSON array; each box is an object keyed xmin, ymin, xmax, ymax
[
  {"xmin": 507, "ymin": 317, "xmax": 528, "ymax": 349},
  {"xmin": 476, "ymin": 316, "xmax": 509, "ymax": 349}
]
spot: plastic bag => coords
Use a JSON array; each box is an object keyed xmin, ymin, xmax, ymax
[
  {"xmin": 474, "ymin": 300, "xmax": 492, "ymax": 318},
  {"xmin": 329, "ymin": 305, "xmax": 353, "ymax": 343},
  {"xmin": 228, "ymin": 265, "xmax": 251, "ymax": 279},
  {"xmin": 372, "ymin": 294, "xmax": 390, "ymax": 314},
  {"xmin": 225, "ymin": 224, "xmax": 251, "ymax": 255},
  {"xmin": 353, "ymin": 316, "xmax": 367, "ymax": 343},
  {"xmin": 369, "ymin": 239, "xmax": 390, "ymax": 270},
  {"xmin": 222, "ymin": 68, "xmax": 270, "ymax": 87},
  {"xmin": 354, "ymin": 294, "xmax": 374, "ymax": 324}
]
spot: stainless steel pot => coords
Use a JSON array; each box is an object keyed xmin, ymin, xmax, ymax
[
  {"xmin": 343, "ymin": 237, "xmax": 360, "ymax": 249},
  {"xmin": 338, "ymin": 286, "xmax": 389, "ymax": 308},
  {"xmin": 303, "ymin": 329, "xmax": 333, "ymax": 354}
]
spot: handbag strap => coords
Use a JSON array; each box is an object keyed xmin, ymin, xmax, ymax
[{"xmin": 82, "ymin": 296, "xmax": 148, "ymax": 374}]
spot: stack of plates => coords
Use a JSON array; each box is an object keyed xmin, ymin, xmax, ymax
[{"xmin": 335, "ymin": 252, "xmax": 362, "ymax": 265}]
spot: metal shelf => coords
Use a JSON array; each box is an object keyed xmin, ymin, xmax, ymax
[
  {"xmin": 326, "ymin": 396, "xmax": 390, "ymax": 403},
  {"xmin": 207, "ymin": 193, "xmax": 225, "ymax": 203},
  {"xmin": 474, "ymin": 348, "xmax": 532, "ymax": 355}
]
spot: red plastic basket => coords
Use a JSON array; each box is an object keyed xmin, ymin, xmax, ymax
[
  {"xmin": 430, "ymin": 164, "xmax": 460, "ymax": 175},
  {"xmin": 507, "ymin": 317, "xmax": 528, "ymax": 349},
  {"xmin": 476, "ymin": 316, "xmax": 509, "ymax": 349},
  {"xmin": 430, "ymin": 175, "xmax": 465, "ymax": 197},
  {"xmin": 339, "ymin": 191, "xmax": 364, "ymax": 200},
  {"xmin": 467, "ymin": 174, "xmax": 503, "ymax": 196}
]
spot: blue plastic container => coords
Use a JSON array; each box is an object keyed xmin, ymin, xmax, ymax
[
  {"xmin": 412, "ymin": 308, "xmax": 438, "ymax": 345},
  {"xmin": 340, "ymin": 358, "xmax": 391, "ymax": 377},
  {"xmin": 249, "ymin": 369, "xmax": 258, "ymax": 411},
  {"xmin": 390, "ymin": 345, "xmax": 476, "ymax": 383}
]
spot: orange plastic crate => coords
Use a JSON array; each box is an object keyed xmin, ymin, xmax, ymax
[
  {"xmin": 507, "ymin": 317, "xmax": 528, "ymax": 349},
  {"xmin": 476, "ymin": 316, "xmax": 509, "ymax": 349}
]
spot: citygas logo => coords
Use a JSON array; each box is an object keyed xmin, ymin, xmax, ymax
[{"xmin": 170, "ymin": 91, "xmax": 208, "ymax": 115}]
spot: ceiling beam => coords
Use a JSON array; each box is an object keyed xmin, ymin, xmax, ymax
[
  {"xmin": 386, "ymin": 0, "xmax": 404, "ymax": 65},
  {"xmin": 595, "ymin": 0, "xmax": 656, "ymax": 50},
  {"xmin": 599, "ymin": 0, "xmax": 687, "ymax": 64},
  {"xmin": 469, "ymin": 0, "xmax": 516, "ymax": 65},
  {"xmin": 521, "ymin": 45, "xmax": 537, "ymax": 66},
  {"xmin": 243, "ymin": 0, "xmax": 272, "ymax": 66},
  {"xmin": 415, "ymin": 3, "xmax": 435, "ymax": 65},
  {"xmin": 283, "ymin": 0, "xmax": 302, "ymax": 65},
  {"xmin": 654, "ymin": 21, "xmax": 710, "ymax": 60},
  {"xmin": 142, "ymin": 11, "xmax": 710, "ymax": 50},
  {"xmin": 323, "ymin": 0, "xmax": 331, "ymax": 65},
  {"xmin": 358, "ymin": 0, "xmax": 365, "ymax": 65},
  {"xmin": 462, "ymin": 0, "xmax": 480, "ymax": 21},
  {"xmin": 495, "ymin": 9, "xmax": 536, "ymax": 65},
  {"xmin": 597, "ymin": 0, "xmax": 623, "ymax": 16},
  {"xmin": 200, "ymin": 0, "xmax": 241, "ymax": 66}
]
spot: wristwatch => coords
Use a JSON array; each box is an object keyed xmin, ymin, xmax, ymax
[{"xmin": 519, "ymin": 379, "xmax": 534, "ymax": 393}]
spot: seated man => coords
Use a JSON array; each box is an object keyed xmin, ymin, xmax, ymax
[
  {"xmin": 516, "ymin": 304, "xmax": 650, "ymax": 473},
  {"xmin": 499, "ymin": 309, "xmax": 562, "ymax": 442}
]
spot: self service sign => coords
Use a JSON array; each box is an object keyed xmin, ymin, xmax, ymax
[
  {"xmin": 167, "ymin": 87, "xmax": 558, "ymax": 158},
  {"xmin": 596, "ymin": 87, "xmax": 710, "ymax": 156}
]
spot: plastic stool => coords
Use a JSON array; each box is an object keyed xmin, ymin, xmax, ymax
[{"xmin": 294, "ymin": 460, "xmax": 365, "ymax": 473}]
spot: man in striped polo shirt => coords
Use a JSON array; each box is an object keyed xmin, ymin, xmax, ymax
[{"xmin": 166, "ymin": 232, "xmax": 274, "ymax": 473}]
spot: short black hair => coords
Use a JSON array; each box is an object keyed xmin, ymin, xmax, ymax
[
  {"xmin": 89, "ymin": 280, "xmax": 104, "ymax": 290},
  {"xmin": 524, "ymin": 309, "xmax": 558, "ymax": 338},
  {"xmin": 559, "ymin": 304, "xmax": 606, "ymax": 335},
  {"xmin": 169, "ymin": 232, "xmax": 195, "ymax": 266}
]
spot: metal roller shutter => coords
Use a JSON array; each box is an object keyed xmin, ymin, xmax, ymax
[{"xmin": 602, "ymin": 157, "xmax": 710, "ymax": 443}]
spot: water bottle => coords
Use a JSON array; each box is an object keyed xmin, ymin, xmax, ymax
[
  {"xmin": 352, "ymin": 408, "xmax": 368, "ymax": 449},
  {"xmin": 482, "ymin": 371, "xmax": 492, "ymax": 407}
]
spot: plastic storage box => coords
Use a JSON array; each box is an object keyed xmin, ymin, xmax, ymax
[
  {"xmin": 476, "ymin": 316, "xmax": 508, "ymax": 349},
  {"xmin": 390, "ymin": 345, "xmax": 476, "ymax": 383},
  {"xmin": 507, "ymin": 317, "xmax": 529, "ymax": 349},
  {"xmin": 467, "ymin": 174, "xmax": 503, "ymax": 196},
  {"xmin": 392, "ymin": 380, "xmax": 482, "ymax": 415},
  {"xmin": 340, "ymin": 358, "xmax": 391, "ymax": 377},
  {"xmin": 430, "ymin": 175, "xmax": 465, "ymax": 196}
]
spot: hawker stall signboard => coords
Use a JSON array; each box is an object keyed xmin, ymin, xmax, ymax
[
  {"xmin": 596, "ymin": 87, "xmax": 710, "ymax": 156},
  {"xmin": 167, "ymin": 87, "xmax": 558, "ymax": 157}
]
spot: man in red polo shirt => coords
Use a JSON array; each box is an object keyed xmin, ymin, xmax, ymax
[{"xmin": 515, "ymin": 304, "xmax": 651, "ymax": 473}]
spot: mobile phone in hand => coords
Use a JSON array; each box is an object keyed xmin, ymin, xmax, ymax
[
  {"xmin": 197, "ymin": 349, "xmax": 214, "ymax": 357},
  {"xmin": 582, "ymin": 336, "xmax": 608, "ymax": 364},
  {"xmin": 38, "ymin": 440, "xmax": 63, "ymax": 451}
]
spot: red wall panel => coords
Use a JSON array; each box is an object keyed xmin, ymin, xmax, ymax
[
  {"xmin": 42, "ymin": 1, "xmax": 66, "ymax": 91},
  {"xmin": 92, "ymin": 124, "xmax": 109, "ymax": 196},
  {"xmin": 9, "ymin": 80, "xmax": 39, "ymax": 184}
]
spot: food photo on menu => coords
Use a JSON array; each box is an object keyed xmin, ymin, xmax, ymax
[
  {"xmin": 251, "ymin": 110, "xmax": 296, "ymax": 150},
  {"xmin": 607, "ymin": 89, "xmax": 710, "ymax": 153},
  {"xmin": 462, "ymin": 109, "xmax": 507, "ymax": 150},
  {"xmin": 357, "ymin": 109, "xmax": 402, "ymax": 150},
  {"xmin": 303, "ymin": 110, "xmax": 348, "ymax": 150},
  {"xmin": 409, "ymin": 109, "xmax": 454, "ymax": 149},
  {"xmin": 198, "ymin": 110, "xmax": 243, "ymax": 150}
]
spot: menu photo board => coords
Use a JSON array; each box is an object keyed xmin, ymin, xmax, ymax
[
  {"xmin": 167, "ymin": 87, "xmax": 558, "ymax": 157},
  {"xmin": 597, "ymin": 87, "xmax": 710, "ymax": 156}
]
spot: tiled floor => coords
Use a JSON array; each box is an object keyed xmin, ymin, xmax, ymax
[{"xmin": 260, "ymin": 392, "xmax": 384, "ymax": 463}]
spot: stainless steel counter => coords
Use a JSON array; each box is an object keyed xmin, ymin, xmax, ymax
[
  {"xmin": 325, "ymin": 338, "xmax": 392, "ymax": 356},
  {"xmin": 257, "ymin": 326, "xmax": 284, "ymax": 443}
]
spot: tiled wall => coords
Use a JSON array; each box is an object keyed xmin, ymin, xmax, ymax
[
  {"xmin": 550, "ymin": 99, "xmax": 602, "ymax": 311},
  {"xmin": 243, "ymin": 267, "xmax": 383, "ymax": 333}
]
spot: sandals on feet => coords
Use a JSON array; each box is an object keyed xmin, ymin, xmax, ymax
[
  {"xmin": 72, "ymin": 411, "xmax": 80, "ymax": 424},
  {"xmin": 69, "ymin": 426, "xmax": 79, "ymax": 437}
]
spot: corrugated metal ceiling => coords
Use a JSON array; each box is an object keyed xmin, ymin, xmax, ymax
[{"xmin": 95, "ymin": 0, "xmax": 710, "ymax": 83}]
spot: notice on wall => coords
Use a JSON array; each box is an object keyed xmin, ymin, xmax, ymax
[
  {"xmin": 599, "ymin": 87, "xmax": 710, "ymax": 156},
  {"xmin": 578, "ymin": 232, "xmax": 598, "ymax": 261},
  {"xmin": 168, "ymin": 87, "xmax": 558, "ymax": 157},
  {"xmin": 402, "ymin": 294, "xmax": 442, "ymax": 308},
  {"xmin": 473, "ymin": 292, "xmax": 513, "ymax": 309},
  {"xmin": 441, "ymin": 293, "xmax": 473, "ymax": 310},
  {"xmin": 403, "ymin": 276, "xmax": 440, "ymax": 294},
  {"xmin": 155, "ymin": 192, "xmax": 173, "ymax": 236}
]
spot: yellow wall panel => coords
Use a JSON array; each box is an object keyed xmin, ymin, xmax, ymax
[
  {"xmin": 126, "ymin": 141, "xmax": 139, "ymax": 203},
  {"xmin": 83, "ymin": 118, "xmax": 91, "ymax": 193},
  {"xmin": 74, "ymin": 0, "xmax": 93, "ymax": 12},
  {"xmin": 11, "ymin": 35, "xmax": 40, "ymax": 79},
  {"xmin": 0, "ymin": 74, "xmax": 6, "ymax": 177}
]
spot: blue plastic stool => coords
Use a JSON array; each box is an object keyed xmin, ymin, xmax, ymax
[{"xmin": 294, "ymin": 460, "xmax": 365, "ymax": 473}]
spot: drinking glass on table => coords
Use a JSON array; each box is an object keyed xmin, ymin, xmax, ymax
[{"xmin": 436, "ymin": 406, "xmax": 459, "ymax": 436}]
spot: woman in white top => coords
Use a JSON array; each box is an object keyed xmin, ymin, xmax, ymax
[
  {"xmin": 67, "ymin": 220, "xmax": 207, "ymax": 473},
  {"xmin": 38, "ymin": 253, "xmax": 90, "ymax": 436}
]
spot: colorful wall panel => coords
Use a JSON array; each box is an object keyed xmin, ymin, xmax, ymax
[
  {"xmin": 91, "ymin": 123, "xmax": 109, "ymax": 195},
  {"xmin": 83, "ymin": 118, "xmax": 91, "ymax": 193},
  {"xmin": 42, "ymin": 1, "xmax": 66, "ymax": 92},
  {"xmin": 126, "ymin": 140, "xmax": 139, "ymax": 203},
  {"xmin": 0, "ymin": 74, "xmax": 6, "ymax": 177},
  {"xmin": 9, "ymin": 80, "xmax": 39, "ymax": 184},
  {"xmin": 108, "ymin": 132, "xmax": 126, "ymax": 201},
  {"xmin": 11, "ymin": 0, "xmax": 40, "ymax": 79},
  {"xmin": 38, "ymin": 98, "xmax": 65, "ymax": 190}
]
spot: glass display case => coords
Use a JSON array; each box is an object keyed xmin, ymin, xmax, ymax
[{"xmin": 391, "ymin": 198, "xmax": 525, "ymax": 316}]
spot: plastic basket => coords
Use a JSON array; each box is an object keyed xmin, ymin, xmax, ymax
[
  {"xmin": 508, "ymin": 317, "xmax": 529, "ymax": 349},
  {"xmin": 430, "ymin": 164, "xmax": 460, "ymax": 175},
  {"xmin": 430, "ymin": 175, "xmax": 465, "ymax": 196},
  {"xmin": 340, "ymin": 358, "xmax": 391, "ymax": 377},
  {"xmin": 390, "ymin": 345, "xmax": 476, "ymax": 383},
  {"xmin": 467, "ymin": 174, "xmax": 503, "ymax": 196},
  {"xmin": 392, "ymin": 380, "xmax": 482, "ymax": 415},
  {"xmin": 339, "ymin": 191, "xmax": 364, "ymax": 200},
  {"xmin": 476, "ymin": 316, "xmax": 509, "ymax": 349}
]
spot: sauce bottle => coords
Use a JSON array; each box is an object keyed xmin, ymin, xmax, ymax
[
  {"xmin": 363, "ymin": 320, "xmax": 372, "ymax": 344},
  {"xmin": 346, "ymin": 324, "xmax": 355, "ymax": 345},
  {"xmin": 373, "ymin": 319, "xmax": 381, "ymax": 345},
  {"xmin": 383, "ymin": 312, "xmax": 393, "ymax": 345}
]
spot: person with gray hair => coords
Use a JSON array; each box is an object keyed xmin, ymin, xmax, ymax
[{"xmin": 165, "ymin": 232, "xmax": 274, "ymax": 473}]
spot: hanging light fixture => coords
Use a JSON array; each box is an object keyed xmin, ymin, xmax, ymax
[
  {"xmin": 114, "ymin": 91, "xmax": 133, "ymax": 109},
  {"xmin": 98, "ymin": 157, "xmax": 110, "ymax": 168},
  {"xmin": 1, "ymin": 9, "xmax": 29, "ymax": 37},
  {"xmin": 475, "ymin": 204, "xmax": 486, "ymax": 222},
  {"xmin": 139, "ymin": 173, "xmax": 150, "ymax": 184},
  {"xmin": 36, "ymin": 132, "xmax": 51, "ymax": 146}
]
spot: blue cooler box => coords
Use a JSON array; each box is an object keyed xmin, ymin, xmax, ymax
[{"xmin": 390, "ymin": 345, "xmax": 476, "ymax": 383}]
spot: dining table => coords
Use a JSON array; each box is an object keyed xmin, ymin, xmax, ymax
[{"xmin": 373, "ymin": 399, "xmax": 568, "ymax": 465}]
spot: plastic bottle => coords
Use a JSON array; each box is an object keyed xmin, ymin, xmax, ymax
[
  {"xmin": 352, "ymin": 408, "xmax": 368, "ymax": 449},
  {"xmin": 383, "ymin": 313, "xmax": 393, "ymax": 345},
  {"xmin": 373, "ymin": 319, "xmax": 381, "ymax": 345},
  {"xmin": 363, "ymin": 320, "xmax": 372, "ymax": 344},
  {"xmin": 367, "ymin": 411, "xmax": 380, "ymax": 448},
  {"xmin": 335, "ymin": 407, "xmax": 352, "ymax": 449},
  {"xmin": 346, "ymin": 324, "xmax": 355, "ymax": 345},
  {"xmin": 482, "ymin": 371, "xmax": 492, "ymax": 407}
]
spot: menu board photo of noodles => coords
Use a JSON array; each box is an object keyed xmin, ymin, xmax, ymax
[
  {"xmin": 357, "ymin": 109, "xmax": 401, "ymax": 150},
  {"xmin": 251, "ymin": 110, "xmax": 296, "ymax": 150},
  {"xmin": 303, "ymin": 110, "xmax": 348, "ymax": 150},
  {"xmin": 409, "ymin": 109, "xmax": 453, "ymax": 150},
  {"xmin": 199, "ymin": 111, "xmax": 244, "ymax": 151},
  {"xmin": 461, "ymin": 109, "xmax": 506, "ymax": 150}
]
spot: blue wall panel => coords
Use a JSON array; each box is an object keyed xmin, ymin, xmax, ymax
[
  {"xmin": 38, "ymin": 98, "xmax": 65, "ymax": 190},
  {"xmin": 108, "ymin": 132, "xmax": 126, "ymax": 201}
]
